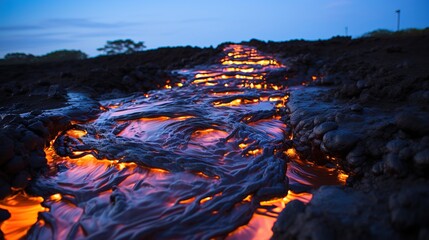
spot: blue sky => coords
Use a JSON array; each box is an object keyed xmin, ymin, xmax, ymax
[{"xmin": 0, "ymin": 0, "xmax": 428, "ymax": 57}]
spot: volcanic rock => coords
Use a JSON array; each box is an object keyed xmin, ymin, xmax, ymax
[
  {"xmin": 389, "ymin": 185, "xmax": 429, "ymax": 231},
  {"xmin": 395, "ymin": 111, "xmax": 429, "ymax": 136},
  {"xmin": 0, "ymin": 134, "xmax": 14, "ymax": 166},
  {"xmin": 408, "ymin": 90, "xmax": 429, "ymax": 104},
  {"xmin": 319, "ymin": 75, "xmax": 336, "ymax": 85},
  {"xmin": 272, "ymin": 186, "xmax": 397, "ymax": 239},
  {"xmin": 384, "ymin": 153, "xmax": 406, "ymax": 175},
  {"xmin": 386, "ymin": 139, "xmax": 408, "ymax": 153},
  {"xmin": 28, "ymin": 151, "xmax": 47, "ymax": 169},
  {"xmin": 340, "ymin": 83, "xmax": 360, "ymax": 97},
  {"xmin": 322, "ymin": 129, "xmax": 359, "ymax": 153},
  {"xmin": 21, "ymin": 130, "xmax": 43, "ymax": 151},
  {"xmin": 121, "ymin": 75, "xmax": 135, "ymax": 86},
  {"xmin": 271, "ymin": 200, "xmax": 305, "ymax": 239},
  {"xmin": 346, "ymin": 145, "xmax": 366, "ymax": 167},
  {"xmin": 0, "ymin": 208, "xmax": 10, "ymax": 222},
  {"xmin": 5, "ymin": 156, "xmax": 28, "ymax": 174},
  {"xmin": 0, "ymin": 179, "xmax": 11, "ymax": 199},
  {"xmin": 313, "ymin": 121, "xmax": 338, "ymax": 137},
  {"xmin": 28, "ymin": 121, "xmax": 49, "ymax": 138},
  {"xmin": 48, "ymin": 84, "xmax": 66, "ymax": 99},
  {"xmin": 350, "ymin": 104, "xmax": 363, "ymax": 112},
  {"xmin": 356, "ymin": 80, "xmax": 369, "ymax": 89},
  {"xmin": 11, "ymin": 170, "xmax": 30, "ymax": 189},
  {"xmin": 414, "ymin": 149, "xmax": 429, "ymax": 168}
]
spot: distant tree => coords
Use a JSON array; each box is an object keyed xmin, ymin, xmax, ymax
[
  {"xmin": 2, "ymin": 52, "xmax": 35, "ymax": 64},
  {"xmin": 1, "ymin": 50, "xmax": 88, "ymax": 65},
  {"xmin": 361, "ymin": 28, "xmax": 429, "ymax": 38},
  {"xmin": 40, "ymin": 50, "xmax": 88, "ymax": 62},
  {"xmin": 361, "ymin": 29, "xmax": 393, "ymax": 38},
  {"xmin": 4, "ymin": 52, "xmax": 35, "ymax": 60},
  {"xmin": 97, "ymin": 39, "xmax": 146, "ymax": 55}
]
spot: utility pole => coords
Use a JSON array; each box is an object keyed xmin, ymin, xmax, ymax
[
  {"xmin": 345, "ymin": 26, "xmax": 348, "ymax": 37},
  {"xmin": 396, "ymin": 9, "xmax": 401, "ymax": 31}
]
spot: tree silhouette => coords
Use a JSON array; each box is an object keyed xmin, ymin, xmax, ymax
[
  {"xmin": 40, "ymin": 50, "xmax": 87, "ymax": 62},
  {"xmin": 4, "ymin": 53, "xmax": 35, "ymax": 60},
  {"xmin": 97, "ymin": 39, "xmax": 146, "ymax": 55}
]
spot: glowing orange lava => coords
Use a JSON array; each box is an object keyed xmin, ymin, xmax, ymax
[
  {"xmin": 3, "ymin": 44, "xmax": 349, "ymax": 240},
  {"xmin": 0, "ymin": 193, "xmax": 47, "ymax": 240},
  {"xmin": 190, "ymin": 128, "xmax": 229, "ymax": 146},
  {"xmin": 228, "ymin": 191, "xmax": 312, "ymax": 240}
]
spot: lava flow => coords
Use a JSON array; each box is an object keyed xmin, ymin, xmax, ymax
[{"xmin": 0, "ymin": 44, "xmax": 346, "ymax": 240}]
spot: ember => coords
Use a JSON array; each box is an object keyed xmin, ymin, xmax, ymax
[{"xmin": 1, "ymin": 44, "xmax": 346, "ymax": 239}]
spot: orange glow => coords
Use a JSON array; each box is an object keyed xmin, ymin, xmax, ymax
[
  {"xmin": 210, "ymin": 91, "xmax": 245, "ymax": 97},
  {"xmin": 239, "ymin": 143, "xmax": 249, "ymax": 149},
  {"xmin": 0, "ymin": 193, "xmax": 47, "ymax": 240},
  {"xmin": 283, "ymin": 191, "xmax": 313, "ymax": 204},
  {"xmin": 234, "ymin": 74, "xmax": 262, "ymax": 80},
  {"xmin": 247, "ymin": 148, "xmax": 262, "ymax": 156},
  {"xmin": 285, "ymin": 148, "xmax": 297, "ymax": 158},
  {"xmin": 49, "ymin": 193, "xmax": 62, "ymax": 201},
  {"xmin": 259, "ymin": 96, "xmax": 269, "ymax": 102},
  {"xmin": 337, "ymin": 172, "xmax": 349, "ymax": 184},
  {"xmin": 109, "ymin": 105, "xmax": 119, "ymax": 109},
  {"xmin": 228, "ymin": 191, "xmax": 312, "ymax": 240},
  {"xmin": 118, "ymin": 116, "xmax": 193, "ymax": 140},
  {"xmin": 213, "ymin": 99, "xmax": 242, "ymax": 107},
  {"xmin": 195, "ymin": 172, "xmax": 210, "ymax": 178},
  {"xmin": 269, "ymin": 97, "xmax": 283, "ymax": 102},
  {"xmin": 200, "ymin": 197, "xmax": 213, "ymax": 204},
  {"xmin": 311, "ymin": 76, "xmax": 317, "ymax": 81},
  {"xmin": 45, "ymin": 140, "xmax": 139, "ymax": 174},
  {"xmin": 179, "ymin": 197, "xmax": 196, "ymax": 204},
  {"xmin": 195, "ymin": 72, "xmax": 216, "ymax": 79},
  {"xmin": 189, "ymin": 128, "xmax": 229, "ymax": 147},
  {"xmin": 164, "ymin": 84, "xmax": 172, "ymax": 89},
  {"xmin": 192, "ymin": 77, "xmax": 216, "ymax": 84},
  {"xmin": 66, "ymin": 129, "xmax": 87, "ymax": 138},
  {"xmin": 243, "ymin": 195, "xmax": 252, "ymax": 202},
  {"xmin": 259, "ymin": 191, "xmax": 312, "ymax": 207},
  {"xmin": 223, "ymin": 67, "xmax": 255, "ymax": 73},
  {"xmin": 221, "ymin": 59, "xmax": 280, "ymax": 66},
  {"xmin": 271, "ymin": 85, "xmax": 279, "ymax": 90}
]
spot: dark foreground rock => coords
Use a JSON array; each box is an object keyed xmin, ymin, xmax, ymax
[
  {"xmin": 272, "ymin": 183, "xmax": 429, "ymax": 240},
  {"xmin": 268, "ymin": 32, "xmax": 429, "ymax": 240}
]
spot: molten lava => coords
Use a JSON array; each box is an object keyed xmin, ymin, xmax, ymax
[
  {"xmin": 0, "ymin": 44, "xmax": 348, "ymax": 240},
  {"xmin": 0, "ymin": 194, "xmax": 47, "ymax": 240}
]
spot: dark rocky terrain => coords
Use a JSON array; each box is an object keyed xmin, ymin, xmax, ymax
[{"xmin": 1, "ymin": 31, "xmax": 429, "ymax": 239}]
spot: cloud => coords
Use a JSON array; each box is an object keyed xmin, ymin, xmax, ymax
[
  {"xmin": 72, "ymin": 30, "xmax": 128, "ymax": 38},
  {"xmin": 0, "ymin": 17, "xmax": 216, "ymax": 34},
  {"xmin": 0, "ymin": 25, "xmax": 44, "ymax": 31},
  {"xmin": 0, "ymin": 18, "xmax": 136, "ymax": 33},
  {"xmin": 42, "ymin": 18, "xmax": 134, "ymax": 29}
]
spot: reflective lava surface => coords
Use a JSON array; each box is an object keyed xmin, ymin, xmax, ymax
[{"xmin": 0, "ymin": 45, "xmax": 346, "ymax": 240}]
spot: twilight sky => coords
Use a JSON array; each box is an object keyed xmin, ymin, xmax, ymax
[{"xmin": 0, "ymin": 0, "xmax": 428, "ymax": 57}]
